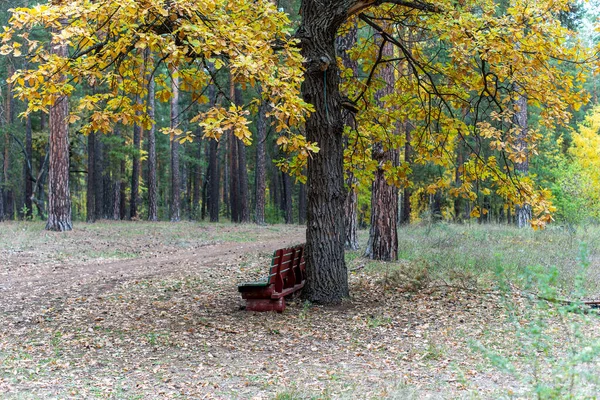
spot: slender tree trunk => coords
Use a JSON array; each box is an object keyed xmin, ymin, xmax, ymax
[
  {"xmin": 232, "ymin": 87, "xmax": 250, "ymax": 223},
  {"xmin": 229, "ymin": 132, "xmax": 239, "ymax": 222},
  {"xmin": 228, "ymin": 82, "xmax": 239, "ymax": 223},
  {"xmin": 170, "ymin": 72, "xmax": 181, "ymax": 222},
  {"xmin": 103, "ymin": 139, "xmax": 111, "ymax": 218},
  {"xmin": 4, "ymin": 62, "xmax": 14, "ymax": 220},
  {"xmin": 282, "ymin": 170, "xmax": 293, "ymax": 224},
  {"xmin": 147, "ymin": 78, "xmax": 158, "ymax": 221},
  {"xmin": 45, "ymin": 32, "xmax": 72, "ymax": 231},
  {"xmin": 454, "ymin": 142, "xmax": 464, "ymax": 223},
  {"xmin": 192, "ymin": 128, "xmax": 202, "ymax": 219},
  {"xmin": 208, "ymin": 139, "xmax": 219, "ymax": 222},
  {"xmin": 364, "ymin": 36, "xmax": 398, "ymax": 261},
  {"xmin": 298, "ymin": 1, "xmax": 349, "ymax": 303},
  {"xmin": 298, "ymin": 181, "xmax": 306, "ymax": 225},
  {"xmin": 255, "ymin": 87, "xmax": 267, "ymax": 225},
  {"xmin": 223, "ymin": 134, "xmax": 229, "ymax": 219},
  {"xmin": 130, "ymin": 95, "xmax": 142, "ymax": 220},
  {"xmin": 400, "ymin": 123, "xmax": 412, "ymax": 225},
  {"xmin": 94, "ymin": 134, "xmax": 105, "ymax": 220},
  {"xmin": 514, "ymin": 92, "xmax": 531, "ymax": 228},
  {"xmin": 86, "ymin": 132, "xmax": 96, "ymax": 222},
  {"xmin": 24, "ymin": 110, "xmax": 33, "ymax": 219}
]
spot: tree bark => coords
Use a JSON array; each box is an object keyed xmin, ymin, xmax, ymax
[
  {"xmin": 337, "ymin": 21, "xmax": 360, "ymax": 251},
  {"xmin": 255, "ymin": 87, "xmax": 268, "ymax": 225},
  {"xmin": 364, "ymin": 36, "xmax": 398, "ymax": 261},
  {"xmin": 514, "ymin": 92, "xmax": 531, "ymax": 228},
  {"xmin": 147, "ymin": 77, "xmax": 158, "ymax": 221},
  {"xmin": 298, "ymin": 0, "xmax": 349, "ymax": 303},
  {"xmin": 86, "ymin": 132, "xmax": 96, "ymax": 222},
  {"xmin": 46, "ymin": 36, "xmax": 72, "ymax": 231},
  {"xmin": 170, "ymin": 72, "xmax": 181, "ymax": 222}
]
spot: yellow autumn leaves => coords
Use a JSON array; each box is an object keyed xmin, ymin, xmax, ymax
[{"xmin": 1, "ymin": 0, "xmax": 315, "ymax": 174}]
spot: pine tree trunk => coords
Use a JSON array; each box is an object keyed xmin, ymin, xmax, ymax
[
  {"xmin": 192, "ymin": 129, "xmax": 202, "ymax": 219},
  {"xmin": 86, "ymin": 132, "xmax": 96, "ymax": 222},
  {"xmin": 208, "ymin": 139, "xmax": 219, "ymax": 222},
  {"xmin": 514, "ymin": 92, "xmax": 531, "ymax": 228},
  {"xmin": 298, "ymin": 1, "xmax": 349, "ymax": 303},
  {"xmin": 234, "ymin": 86, "xmax": 249, "ymax": 223},
  {"xmin": 227, "ymin": 81, "xmax": 239, "ymax": 223},
  {"xmin": 364, "ymin": 37, "xmax": 398, "ymax": 261},
  {"xmin": 46, "ymin": 36, "xmax": 72, "ymax": 231},
  {"xmin": 24, "ymin": 110, "xmax": 33, "ymax": 219},
  {"xmin": 223, "ymin": 136, "xmax": 230, "ymax": 219},
  {"xmin": 130, "ymin": 95, "xmax": 141, "ymax": 220},
  {"xmin": 170, "ymin": 73, "xmax": 181, "ymax": 222},
  {"xmin": 229, "ymin": 130, "xmax": 239, "ymax": 222},
  {"xmin": 282, "ymin": 170, "xmax": 293, "ymax": 224},
  {"xmin": 147, "ymin": 78, "xmax": 158, "ymax": 221},
  {"xmin": 298, "ymin": 181, "xmax": 306, "ymax": 225},
  {"xmin": 94, "ymin": 134, "xmax": 105, "ymax": 220},
  {"xmin": 4, "ymin": 62, "xmax": 14, "ymax": 220},
  {"xmin": 400, "ymin": 123, "xmax": 412, "ymax": 225},
  {"xmin": 255, "ymin": 88, "xmax": 267, "ymax": 225}
]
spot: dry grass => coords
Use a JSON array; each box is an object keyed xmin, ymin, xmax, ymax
[{"xmin": 1, "ymin": 221, "xmax": 599, "ymax": 399}]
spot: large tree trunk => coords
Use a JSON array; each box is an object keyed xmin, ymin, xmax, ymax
[
  {"xmin": 130, "ymin": 95, "xmax": 142, "ymax": 220},
  {"xmin": 147, "ymin": 77, "xmax": 158, "ymax": 221},
  {"xmin": 337, "ymin": 22, "xmax": 360, "ymax": 251},
  {"xmin": 255, "ymin": 88, "xmax": 268, "ymax": 225},
  {"xmin": 364, "ymin": 37, "xmax": 398, "ymax": 261},
  {"xmin": 86, "ymin": 132, "xmax": 96, "ymax": 222},
  {"xmin": 170, "ymin": 73, "xmax": 181, "ymax": 222},
  {"xmin": 46, "ymin": 37, "xmax": 72, "ymax": 231},
  {"xmin": 514, "ymin": 92, "xmax": 531, "ymax": 228},
  {"xmin": 298, "ymin": 1, "xmax": 349, "ymax": 303}
]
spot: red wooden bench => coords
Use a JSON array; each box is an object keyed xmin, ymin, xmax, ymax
[{"xmin": 238, "ymin": 244, "xmax": 306, "ymax": 312}]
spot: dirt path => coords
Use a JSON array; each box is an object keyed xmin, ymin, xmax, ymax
[{"xmin": 1, "ymin": 229, "xmax": 305, "ymax": 318}]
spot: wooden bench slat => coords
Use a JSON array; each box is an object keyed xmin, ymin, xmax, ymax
[{"xmin": 239, "ymin": 243, "xmax": 306, "ymax": 312}]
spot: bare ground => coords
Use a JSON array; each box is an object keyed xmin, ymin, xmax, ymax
[{"xmin": 1, "ymin": 221, "xmax": 599, "ymax": 399}]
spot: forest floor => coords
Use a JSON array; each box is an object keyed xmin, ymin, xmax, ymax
[{"xmin": 1, "ymin": 221, "xmax": 600, "ymax": 399}]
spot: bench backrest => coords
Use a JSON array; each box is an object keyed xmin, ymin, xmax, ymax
[{"xmin": 268, "ymin": 245, "xmax": 305, "ymax": 292}]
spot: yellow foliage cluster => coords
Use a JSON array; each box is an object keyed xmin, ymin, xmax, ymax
[
  {"xmin": 340, "ymin": 0, "xmax": 592, "ymax": 228},
  {"xmin": 1, "ymin": 0, "xmax": 316, "ymax": 175}
]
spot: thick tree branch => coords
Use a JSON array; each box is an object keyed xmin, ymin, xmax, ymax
[{"xmin": 348, "ymin": 0, "xmax": 438, "ymax": 17}]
